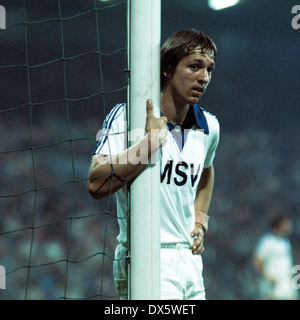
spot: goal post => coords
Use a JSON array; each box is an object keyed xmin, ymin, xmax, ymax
[{"xmin": 127, "ymin": 0, "xmax": 161, "ymax": 300}]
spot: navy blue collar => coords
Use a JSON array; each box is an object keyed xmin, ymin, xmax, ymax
[
  {"xmin": 192, "ymin": 104, "xmax": 209, "ymax": 134},
  {"xmin": 162, "ymin": 104, "xmax": 209, "ymax": 134}
]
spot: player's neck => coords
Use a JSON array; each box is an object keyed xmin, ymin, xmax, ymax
[{"xmin": 160, "ymin": 93, "xmax": 189, "ymax": 126}]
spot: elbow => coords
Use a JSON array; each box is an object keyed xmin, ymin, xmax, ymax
[
  {"xmin": 87, "ymin": 175, "xmax": 115, "ymax": 200},
  {"xmin": 87, "ymin": 156, "xmax": 113, "ymax": 199},
  {"xmin": 87, "ymin": 180, "xmax": 105, "ymax": 200}
]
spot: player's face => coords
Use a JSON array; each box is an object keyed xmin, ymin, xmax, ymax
[
  {"xmin": 280, "ymin": 219, "xmax": 292, "ymax": 235},
  {"xmin": 164, "ymin": 47, "xmax": 215, "ymax": 106}
]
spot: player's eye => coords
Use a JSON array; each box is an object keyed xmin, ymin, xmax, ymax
[
  {"xmin": 207, "ymin": 65, "xmax": 215, "ymax": 73},
  {"xmin": 189, "ymin": 64, "xmax": 199, "ymax": 71}
]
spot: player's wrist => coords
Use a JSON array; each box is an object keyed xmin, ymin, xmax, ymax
[
  {"xmin": 195, "ymin": 222, "xmax": 206, "ymax": 234},
  {"xmin": 147, "ymin": 129, "xmax": 164, "ymax": 152},
  {"xmin": 195, "ymin": 211, "xmax": 209, "ymax": 233}
]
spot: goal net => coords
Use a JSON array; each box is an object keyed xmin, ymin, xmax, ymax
[{"xmin": 0, "ymin": 0, "xmax": 127, "ymax": 300}]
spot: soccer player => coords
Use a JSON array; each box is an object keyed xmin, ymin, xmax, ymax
[
  {"xmin": 253, "ymin": 214, "xmax": 297, "ymax": 300},
  {"xmin": 87, "ymin": 29, "xmax": 220, "ymax": 300}
]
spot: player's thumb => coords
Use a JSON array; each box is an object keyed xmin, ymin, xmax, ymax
[{"xmin": 146, "ymin": 99, "xmax": 154, "ymax": 119}]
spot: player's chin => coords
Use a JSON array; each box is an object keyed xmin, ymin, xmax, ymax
[{"xmin": 190, "ymin": 96, "xmax": 201, "ymax": 104}]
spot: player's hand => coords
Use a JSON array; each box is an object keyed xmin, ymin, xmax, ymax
[
  {"xmin": 145, "ymin": 99, "xmax": 168, "ymax": 148},
  {"xmin": 190, "ymin": 223, "xmax": 205, "ymax": 255}
]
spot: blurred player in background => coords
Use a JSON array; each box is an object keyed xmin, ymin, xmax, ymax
[
  {"xmin": 253, "ymin": 214, "xmax": 297, "ymax": 300},
  {"xmin": 87, "ymin": 29, "xmax": 220, "ymax": 300}
]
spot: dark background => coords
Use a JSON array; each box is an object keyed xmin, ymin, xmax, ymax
[{"xmin": 0, "ymin": 0, "xmax": 300, "ymax": 299}]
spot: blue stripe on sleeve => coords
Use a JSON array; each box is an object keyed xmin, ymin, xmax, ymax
[{"xmin": 93, "ymin": 103, "xmax": 125, "ymax": 154}]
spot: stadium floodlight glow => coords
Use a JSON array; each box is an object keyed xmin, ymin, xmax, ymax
[{"xmin": 208, "ymin": 0, "xmax": 240, "ymax": 10}]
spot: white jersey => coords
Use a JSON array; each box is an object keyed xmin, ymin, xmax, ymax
[
  {"xmin": 255, "ymin": 232, "xmax": 297, "ymax": 299},
  {"xmin": 93, "ymin": 103, "xmax": 220, "ymax": 247}
]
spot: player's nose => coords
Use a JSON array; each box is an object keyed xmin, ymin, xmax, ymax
[{"xmin": 197, "ymin": 69, "xmax": 210, "ymax": 84}]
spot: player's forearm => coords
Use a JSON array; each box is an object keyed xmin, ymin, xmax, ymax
[
  {"xmin": 194, "ymin": 165, "xmax": 215, "ymax": 230},
  {"xmin": 88, "ymin": 133, "xmax": 159, "ymax": 199}
]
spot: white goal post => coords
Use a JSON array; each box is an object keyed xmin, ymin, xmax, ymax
[{"xmin": 127, "ymin": 0, "xmax": 161, "ymax": 300}]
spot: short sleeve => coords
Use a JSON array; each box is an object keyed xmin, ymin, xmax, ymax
[
  {"xmin": 204, "ymin": 115, "xmax": 220, "ymax": 168},
  {"xmin": 255, "ymin": 235, "xmax": 271, "ymax": 260},
  {"xmin": 93, "ymin": 103, "xmax": 127, "ymax": 156}
]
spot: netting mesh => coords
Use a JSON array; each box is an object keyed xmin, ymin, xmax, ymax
[{"xmin": 0, "ymin": 0, "xmax": 127, "ymax": 299}]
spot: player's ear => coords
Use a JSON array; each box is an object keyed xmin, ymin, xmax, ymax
[
  {"xmin": 162, "ymin": 66, "xmax": 174, "ymax": 91},
  {"xmin": 163, "ymin": 68, "xmax": 172, "ymax": 79},
  {"xmin": 162, "ymin": 68, "xmax": 173, "ymax": 88}
]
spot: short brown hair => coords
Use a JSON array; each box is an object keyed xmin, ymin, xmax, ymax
[
  {"xmin": 160, "ymin": 29, "xmax": 217, "ymax": 90},
  {"xmin": 271, "ymin": 214, "xmax": 289, "ymax": 230}
]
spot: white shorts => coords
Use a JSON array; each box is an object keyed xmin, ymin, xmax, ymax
[
  {"xmin": 160, "ymin": 243, "xmax": 206, "ymax": 300},
  {"xmin": 113, "ymin": 243, "xmax": 206, "ymax": 300}
]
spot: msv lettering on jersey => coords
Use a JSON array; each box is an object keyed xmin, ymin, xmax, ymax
[{"xmin": 161, "ymin": 160, "xmax": 201, "ymax": 187}]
